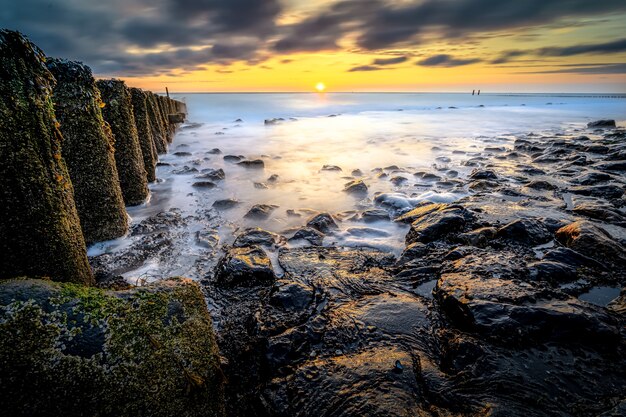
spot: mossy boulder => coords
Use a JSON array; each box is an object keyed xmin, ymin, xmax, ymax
[
  {"xmin": 0, "ymin": 30, "xmax": 93, "ymax": 285},
  {"xmin": 145, "ymin": 92, "xmax": 168, "ymax": 154},
  {"xmin": 96, "ymin": 79, "xmax": 149, "ymax": 206},
  {"xmin": 0, "ymin": 277, "xmax": 225, "ymax": 417},
  {"xmin": 129, "ymin": 88, "xmax": 157, "ymax": 182},
  {"xmin": 47, "ymin": 59, "xmax": 128, "ymax": 244}
]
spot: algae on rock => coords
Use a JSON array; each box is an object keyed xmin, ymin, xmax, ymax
[
  {"xmin": 96, "ymin": 79, "xmax": 149, "ymax": 206},
  {"xmin": 0, "ymin": 30, "xmax": 93, "ymax": 285},
  {"xmin": 47, "ymin": 58, "xmax": 128, "ymax": 244},
  {"xmin": 130, "ymin": 87, "xmax": 158, "ymax": 182},
  {"xmin": 145, "ymin": 92, "xmax": 168, "ymax": 154},
  {"xmin": 0, "ymin": 277, "xmax": 225, "ymax": 417}
]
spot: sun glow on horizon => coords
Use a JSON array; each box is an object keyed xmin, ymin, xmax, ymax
[{"xmin": 316, "ymin": 82, "xmax": 326, "ymax": 92}]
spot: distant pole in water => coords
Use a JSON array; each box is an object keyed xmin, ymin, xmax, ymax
[
  {"xmin": 472, "ymin": 90, "xmax": 475, "ymax": 96},
  {"xmin": 478, "ymin": 90, "xmax": 481, "ymax": 95},
  {"xmin": 165, "ymin": 86, "xmax": 170, "ymax": 99}
]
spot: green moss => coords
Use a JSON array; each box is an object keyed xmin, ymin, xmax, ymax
[
  {"xmin": 96, "ymin": 79, "xmax": 149, "ymax": 206},
  {"xmin": 47, "ymin": 59, "xmax": 128, "ymax": 244},
  {"xmin": 129, "ymin": 88, "xmax": 158, "ymax": 182},
  {"xmin": 0, "ymin": 277, "xmax": 225, "ymax": 417},
  {"xmin": 0, "ymin": 30, "xmax": 93, "ymax": 285}
]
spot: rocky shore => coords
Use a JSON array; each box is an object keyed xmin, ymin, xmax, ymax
[{"xmin": 1, "ymin": 29, "xmax": 625, "ymax": 417}]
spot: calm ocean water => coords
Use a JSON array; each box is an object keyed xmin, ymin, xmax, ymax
[{"xmin": 90, "ymin": 93, "xmax": 626, "ymax": 280}]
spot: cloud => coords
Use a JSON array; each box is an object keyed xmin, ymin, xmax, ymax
[
  {"xmin": 417, "ymin": 54, "xmax": 481, "ymax": 67},
  {"xmin": 492, "ymin": 38, "xmax": 626, "ymax": 63},
  {"xmin": 0, "ymin": 0, "xmax": 281, "ymax": 76},
  {"xmin": 372, "ymin": 56, "xmax": 408, "ymax": 65},
  {"xmin": 522, "ymin": 63, "xmax": 626, "ymax": 74},
  {"xmin": 348, "ymin": 65, "xmax": 385, "ymax": 72}
]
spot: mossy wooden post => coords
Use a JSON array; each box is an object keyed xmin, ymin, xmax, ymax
[
  {"xmin": 47, "ymin": 59, "xmax": 129, "ymax": 244},
  {"xmin": 156, "ymin": 95, "xmax": 172, "ymax": 143},
  {"xmin": 96, "ymin": 79, "xmax": 149, "ymax": 206},
  {"xmin": 0, "ymin": 30, "xmax": 94, "ymax": 285},
  {"xmin": 146, "ymin": 92, "xmax": 168, "ymax": 154},
  {"xmin": 130, "ymin": 88, "xmax": 157, "ymax": 182}
]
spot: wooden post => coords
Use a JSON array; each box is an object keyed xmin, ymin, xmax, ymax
[{"xmin": 166, "ymin": 86, "xmax": 170, "ymax": 98}]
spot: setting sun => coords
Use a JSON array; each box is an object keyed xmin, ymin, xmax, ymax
[{"xmin": 315, "ymin": 82, "xmax": 326, "ymax": 92}]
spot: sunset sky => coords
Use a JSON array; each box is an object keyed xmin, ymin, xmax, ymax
[{"xmin": 2, "ymin": 0, "xmax": 626, "ymax": 92}]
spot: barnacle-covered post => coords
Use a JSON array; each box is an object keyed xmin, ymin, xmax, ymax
[
  {"xmin": 47, "ymin": 59, "xmax": 128, "ymax": 244},
  {"xmin": 130, "ymin": 87, "xmax": 157, "ymax": 182},
  {"xmin": 0, "ymin": 30, "xmax": 93, "ymax": 285},
  {"xmin": 145, "ymin": 92, "xmax": 168, "ymax": 154},
  {"xmin": 96, "ymin": 79, "xmax": 149, "ymax": 206}
]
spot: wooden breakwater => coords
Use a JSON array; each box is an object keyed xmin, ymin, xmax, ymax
[{"xmin": 0, "ymin": 29, "xmax": 187, "ymax": 285}]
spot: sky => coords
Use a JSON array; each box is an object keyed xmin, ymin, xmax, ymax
[{"xmin": 2, "ymin": 0, "xmax": 626, "ymax": 93}]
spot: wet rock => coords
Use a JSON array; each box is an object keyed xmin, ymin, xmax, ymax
[
  {"xmin": 267, "ymin": 174, "xmax": 279, "ymax": 183},
  {"xmin": 469, "ymin": 169, "xmax": 498, "ymax": 180},
  {"xmin": 458, "ymin": 227, "xmax": 497, "ymax": 247},
  {"xmin": 351, "ymin": 169, "xmax": 363, "ymax": 177},
  {"xmin": 528, "ymin": 261, "xmax": 577, "ymax": 282},
  {"xmin": 129, "ymin": 88, "xmax": 158, "ymax": 182},
  {"xmin": 321, "ymin": 165, "xmax": 342, "ymax": 172},
  {"xmin": 244, "ymin": 204, "xmax": 278, "ymax": 220},
  {"xmin": 306, "ymin": 213, "xmax": 339, "ymax": 233},
  {"xmin": 573, "ymin": 202, "xmax": 626, "ymax": 226},
  {"xmin": 343, "ymin": 179, "xmax": 368, "ymax": 195},
  {"xmin": 215, "ymin": 246, "xmax": 275, "ymax": 287},
  {"xmin": 196, "ymin": 168, "xmax": 225, "ymax": 181},
  {"xmin": 233, "ymin": 228, "xmax": 286, "ymax": 248},
  {"xmin": 270, "ymin": 280, "xmax": 314, "ymax": 311},
  {"xmin": 238, "ymin": 159, "xmax": 265, "ymax": 169},
  {"xmin": 414, "ymin": 172, "xmax": 441, "ymax": 181},
  {"xmin": 567, "ymin": 184, "xmax": 624, "ymax": 199},
  {"xmin": 593, "ymin": 160, "xmax": 626, "ymax": 172},
  {"xmin": 543, "ymin": 247, "xmax": 604, "ymax": 269},
  {"xmin": 361, "ymin": 209, "xmax": 390, "ymax": 223},
  {"xmin": 46, "ymin": 58, "xmax": 128, "ymax": 245},
  {"xmin": 254, "ymin": 182, "xmax": 269, "ymax": 189},
  {"xmin": 196, "ymin": 230, "xmax": 220, "ymax": 248},
  {"xmin": 173, "ymin": 151, "xmax": 192, "ymax": 157},
  {"xmin": 587, "ymin": 119, "xmax": 616, "ymax": 128},
  {"xmin": 172, "ymin": 166, "xmax": 198, "ymax": 175},
  {"xmin": 0, "ymin": 277, "xmax": 224, "ymax": 416},
  {"xmin": 212, "ymin": 199, "xmax": 240, "ymax": 210},
  {"xmin": 346, "ymin": 227, "xmax": 391, "ymax": 238},
  {"xmin": 390, "ymin": 176, "xmax": 408, "ymax": 186},
  {"xmin": 525, "ymin": 180, "xmax": 557, "ymax": 191},
  {"xmin": 207, "ymin": 148, "xmax": 222, "ymax": 154},
  {"xmin": 572, "ymin": 171, "xmax": 613, "ymax": 185},
  {"xmin": 192, "ymin": 181, "xmax": 217, "ymax": 189},
  {"xmin": 264, "ymin": 118, "xmax": 284, "ymax": 125},
  {"xmin": 223, "ymin": 155, "xmax": 243, "ymax": 162},
  {"xmin": 290, "ymin": 227, "xmax": 325, "ymax": 246},
  {"xmin": 97, "ymin": 79, "xmax": 149, "ymax": 206},
  {"xmin": 395, "ymin": 203, "xmax": 449, "ymax": 224},
  {"xmin": 468, "ymin": 179, "xmax": 500, "ymax": 191},
  {"xmin": 556, "ymin": 221, "xmax": 626, "ymax": 266},
  {"xmin": 405, "ymin": 205, "xmax": 474, "ymax": 244},
  {"xmin": 0, "ymin": 30, "xmax": 93, "ymax": 285},
  {"xmin": 496, "ymin": 218, "xmax": 552, "ymax": 245}
]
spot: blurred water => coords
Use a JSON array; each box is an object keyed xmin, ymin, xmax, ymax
[{"xmin": 89, "ymin": 93, "xmax": 626, "ymax": 275}]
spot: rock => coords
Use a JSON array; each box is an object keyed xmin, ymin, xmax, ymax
[
  {"xmin": 321, "ymin": 165, "xmax": 342, "ymax": 172},
  {"xmin": 192, "ymin": 181, "xmax": 217, "ymax": 189},
  {"xmin": 129, "ymin": 88, "xmax": 158, "ymax": 182},
  {"xmin": 267, "ymin": 174, "xmax": 279, "ymax": 183},
  {"xmin": 528, "ymin": 261, "xmax": 577, "ymax": 282},
  {"xmin": 97, "ymin": 79, "xmax": 149, "ymax": 206},
  {"xmin": 264, "ymin": 118, "xmax": 284, "ymax": 125},
  {"xmin": 0, "ymin": 277, "xmax": 224, "ymax": 416},
  {"xmin": 351, "ymin": 169, "xmax": 363, "ymax": 177},
  {"xmin": 405, "ymin": 205, "xmax": 473, "ymax": 244},
  {"xmin": 468, "ymin": 180, "xmax": 500, "ymax": 191},
  {"xmin": 556, "ymin": 221, "xmax": 626, "ymax": 266},
  {"xmin": 0, "ymin": 30, "xmax": 93, "ymax": 285},
  {"xmin": 346, "ymin": 227, "xmax": 391, "ymax": 238},
  {"xmin": 238, "ymin": 159, "xmax": 265, "ymax": 169},
  {"xmin": 196, "ymin": 168, "xmax": 226, "ymax": 181},
  {"xmin": 343, "ymin": 179, "xmax": 368, "ymax": 195},
  {"xmin": 567, "ymin": 185, "xmax": 624, "ymax": 199},
  {"xmin": 233, "ymin": 228, "xmax": 285, "ymax": 248},
  {"xmin": 196, "ymin": 230, "xmax": 220, "ymax": 248},
  {"xmin": 458, "ymin": 227, "xmax": 497, "ymax": 247},
  {"xmin": 173, "ymin": 151, "xmax": 192, "ymax": 157},
  {"xmin": 306, "ymin": 213, "xmax": 339, "ymax": 233},
  {"xmin": 290, "ymin": 227, "xmax": 325, "ymax": 246},
  {"xmin": 573, "ymin": 202, "xmax": 626, "ymax": 226},
  {"xmin": 207, "ymin": 148, "xmax": 222, "ymax": 154},
  {"xmin": 469, "ymin": 169, "xmax": 498, "ymax": 180},
  {"xmin": 390, "ymin": 176, "xmax": 408, "ymax": 186},
  {"xmin": 46, "ymin": 58, "xmax": 128, "ymax": 244},
  {"xmin": 223, "ymin": 155, "xmax": 243, "ymax": 162},
  {"xmin": 361, "ymin": 209, "xmax": 390, "ymax": 223},
  {"xmin": 270, "ymin": 280, "xmax": 314, "ymax": 310},
  {"xmin": 496, "ymin": 218, "xmax": 552, "ymax": 245},
  {"xmin": 215, "ymin": 246, "xmax": 275, "ymax": 287},
  {"xmin": 525, "ymin": 180, "xmax": 557, "ymax": 191},
  {"xmin": 572, "ymin": 172, "xmax": 613, "ymax": 185},
  {"xmin": 414, "ymin": 172, "xmax": 441, "ymax": 181},
  {"xmin": 593, "ymin": 160, "xmax": 626, "ymax": 172},
  {"xmin": 172, "ymin": 166, "xmax": 198, "ymax": 175},
  {"xmin": 212, "ymin": 199, "xmax": 240, "ymax": 210},
  {"xmin": 587, "ymin": 120, "xmax": 616, "ymax": 128},
  {"xmin": 394, "ymin": 203, "xmax": 449, "ymax": 224},
  {"xmin": 543, "ymin": 247, "xmax": 604, "ymax": 269},
  {"xmin": 244, "ymin": 204, "xmax": 278, "ymax": 220}
]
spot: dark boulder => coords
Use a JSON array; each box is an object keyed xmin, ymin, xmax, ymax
[
  {"xmin": 46, "ymin": 58, "xmax": 128, "ymax": 245},
  {"xmin": 556, "ymin": 221, "xmax": 626, "ymax": 266},
  {"xmin": 96, "ymin": 79, "xmax": 149, "ymax": 206},
  {"xmin": 289, "ymin": 227, "xmax": 325, "ymax": 246},
  {"xmin": 469, "ymin": 169, "xmax": 498, "ymax": 180},
  {"xmin": 306, "ymin": 213, "xmax": 339, "ymax": 233},
  {"xmin": 0, "ymin": 30, "xmax": 93, "ymax": 285},
  {"xmin": 587, "ymin": 120, "xmax": 616, "ymax": 128},
  {"xmin": 237, "ymin": 159, "xmax": 265, "ymax": 169},
  {"xmin": 343, "ymin": 179, "xmax": 368, "ymax": 195},
  {"xmin": 405, "ymin": 205, "xmax": 474, "ymax": 244},
  {"xmin": 215, "ymin": 246, "xmax": 275, "ymax": 287},
  {"xmin": 244, "ymin": 204, "xmax": 278, "ymax": 220},
  {"xmin": 212, "ymin": 199, "xmax": 240, "ymax": 210},
  {"xmin": 233, "ymin": 228, "xmax": 286, "ymax": 248},
  {"xmin": 496, "ymin": 218, "xmax": 552, "ymax": 245}
]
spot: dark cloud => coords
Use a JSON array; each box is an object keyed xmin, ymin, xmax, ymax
[
  {"xmin": 417, "ymin": 54, "xmax": 481, "ymax": 67},
  {"xmin": 0, "ymin": 0, "xmax": 281, "ymax": 75},
  {"xmin": 372, "ymin": 56, "xmax": 408, "ymax": 65},
  {"xmin": 348, "ymin": 65, "xmax": 385, "ymax": 72},
  {"xmin": 275, "ymin": 0, "xmax": 626, "ymax": 52},
  {"xmin": 522, "ymin": 63, "xmax": 626, "ymax": 74},
  {"xmin": 493, "ymin": 38, "xmax": 626, "ymax": 63}
]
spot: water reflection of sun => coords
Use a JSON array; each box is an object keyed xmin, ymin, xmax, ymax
[{"xmin": 316, "ymin": 82, "xmax": 326, "ymax": 92}]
